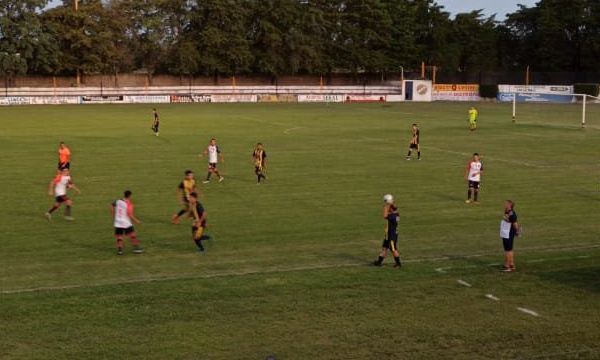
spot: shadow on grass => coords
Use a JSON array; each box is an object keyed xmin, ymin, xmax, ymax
[
  {"xmin": 430, "ymin": 191, "xmax": 464, "ymax": 203},
  {"xmin": 537, "ymin": 266, "xmax": 600, "ymax": 293}
]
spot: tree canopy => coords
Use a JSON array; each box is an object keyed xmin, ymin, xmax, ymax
[{"xmin": 0, "ymin": 0, "xmax": 598, "ymax": 78}]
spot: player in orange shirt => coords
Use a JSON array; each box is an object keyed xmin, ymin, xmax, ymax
[{"xmin": 58, "ymin": 142, "xmax": 71, "ymax": 171}]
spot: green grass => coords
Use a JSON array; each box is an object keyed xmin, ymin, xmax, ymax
[{"xmin": 0, "ymin": 102, "xmax": 599, "ymax": 359}]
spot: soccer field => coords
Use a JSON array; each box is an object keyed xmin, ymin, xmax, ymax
[{"xmin": 1, "ymin": 102, "xmax": 599, "ymax": 359}]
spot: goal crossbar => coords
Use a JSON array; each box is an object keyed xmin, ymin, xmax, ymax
[{"xmin": 510, "ymin": 92, "xmax": 599, "ymax": 128}]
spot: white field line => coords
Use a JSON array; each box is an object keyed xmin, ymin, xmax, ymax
[
  {"xmin": 2, "ymin": 242, "xmax": 599, "ymax": 295},
  {"xmin": 283, "ymin": 127, "xmax": 303, "ymax": 135},
  {"xmin": 456, "ymin": 279, "xmax": 472, "ymax": 287},
  {"xmin": 517, "ymin": 307, "xmax": 540, "ymax": 317},
  {"xmin": 435, "ymin": 267, "xmax": 447, "ymax": 273},
  {"xmin": 425, "ymin": 146, "xmax": 550, "ymax": 168},
  {"xmin": 485, "ymin": 294, "xmax": 500, "ymax": 301},
  {"xmin": 237, "ymin": 115, "xmax": 289, "ymax": 128}
]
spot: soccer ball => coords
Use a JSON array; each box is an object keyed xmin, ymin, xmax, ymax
[{"xmin": 383, "ymin": 194, "xmax": 394, "ymax": 204}]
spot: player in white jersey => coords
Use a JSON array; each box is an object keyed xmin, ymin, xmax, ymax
[
  {"xmin": 45, "ymin": 168, "xmax": 80, "ymax": 221},
  {"xmin": 464, "ymin": 153, "xmax": 484, "ymax": 204},
  {"xmin": 201, "ymin": 138, "xmax": 224, "ymax": 183},
  {"xmin": 111, "ymin": 190, "xmax": 143, "ymax": 255}
]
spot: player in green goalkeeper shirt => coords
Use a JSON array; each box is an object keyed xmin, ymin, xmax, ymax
[{"xmin": 468, "ymin": 106, "xmax": 478, "ymax": 131}]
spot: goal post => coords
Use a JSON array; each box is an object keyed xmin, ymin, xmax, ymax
[
  {"xmin": 581, "ymin": 94, "xmax": 600, "ymax": 128},
  {"xmin": 510, "ymin": 92, "xmax": 599, "ymax": 128}
]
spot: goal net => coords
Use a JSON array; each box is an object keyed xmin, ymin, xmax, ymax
[{"xmin": 509, "ymin": 92, "xmax": 600, "ymax": 129}]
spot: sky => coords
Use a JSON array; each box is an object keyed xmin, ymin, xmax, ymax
[
  {"xmin": 46, "ymin": 0, "xmax": 538, "ymax": 20},
  {"xmin": 437, "ymin": 0, "xmax": 538, "ymax": 19}
]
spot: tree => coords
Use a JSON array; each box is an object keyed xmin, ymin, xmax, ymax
[
  {"xmin": 453, "ymin": 11, "xmax": 498, "ymax": 72},
  {"xmin": 188, "ymin": 0, "xmax": 253, "ymax": 76},
  {"xmin": 412, "ymin": 0, "xmax": 460, "ymax": 71},
  {"xmin": 504, "ymin": 0, "xmax": 600, "ymax": 71},
  {"xmin": 112, "ymin": 0, "xmax": 172, "ymax": 76},
  {"xmin": 0, "ymin": 0, "xmax": 51, "ymax": 78},
  {"xmin": 382, "ymin": 0, "xmax": 420, "ymax": 71},
  {"xmin": 333, "ymin": 0, "xmax": 393, "ymax": 74},
  {"xmin": 42, "ymin": 0, "xmax": 127, "ymax": 77}
]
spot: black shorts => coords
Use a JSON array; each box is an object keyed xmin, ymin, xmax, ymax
[
  {"xmin": 409, "ymin": 143, "xmax": 419, "ymax": 149},
  {"xmin": 255, "ymin": 165, "xmax": 263, "ymax": 172},
  {"xmin": 208, "ymin": 163, "xmax": 217, "ymax": 170},
  {"xmin": 468, "ymin": 181, "xmax": 480, "ymax": 189},
  {"xmin": 382, "ymin": 237, "xmax": 398, "ymax": 251},
  {"xmin": 58, "ymin": 162, "xmax": 70, "ymax": 170},
  {"xmin": 502, "ymin": 237, "xmax": 514, "ymax": 251},
  {"xmin": 115, "ymin": 227, "xmax": 135, "ymax": 236},
  {"xmin": 55, "ymin": 195, "xmax": 68, "ymax": 203},
  {"xmin": 152, "ymin": 122, "xmax": 159, "ymax": 130}
]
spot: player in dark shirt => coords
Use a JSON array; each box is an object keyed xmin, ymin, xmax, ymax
[
  {"xmin": 253, "ymin": 143, "xmax": 268, "ymax": 184},
  {"xmin": 373, "ymin": 194, "xmax": 402, "ymax": 268},
  {"xmin": 188, "ymin": 192, "xmax": 208, "ymax": 252},
  {"xmin": 151, "ymin": 108, "xmax": 160, "ymax": 136},
  {"xmin": 500, "ymin": 200, "xmax": 520, "ymax": 272},
  {"xmin": 406, "ymin": 124, "xmax": 421, "ymax": 160}
]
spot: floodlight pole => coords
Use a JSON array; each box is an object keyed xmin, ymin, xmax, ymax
[{"xmin": 74, "ymin": 0, "xmax": 79, "ymax": 11}]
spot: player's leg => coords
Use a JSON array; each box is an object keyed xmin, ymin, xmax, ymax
[
  {"xmin": 390, "ymin": 240, "xmax": 402, "ymax": 267},
  {"xmin": 213, "ymin": 166, "xmax": 224, "ymax": 182},
  {"xmin": 466, "ymin": 183, "xmax": 473, "ymax": 203},
  {"xmin": 374, "ymin": 240, "xmax": 389, "ymax": 266},
  {"xmin": 204, "ymin": 165, "xmax": 213, "ymax": 183},
  {"xmin": 47, "ymin": 201, "xmax": 61, "ymax": 214},
  {"xmin": 473, "ymin": 183, "xmax": 480, "ymax": 203},
  {"xmin": 502, "ymin": 238, "xmax": 513, "ymax": 271},
  {"xmin": 115, "ymin": 228, "xmax": 124, "ymax": 255},
  {"xmin": 192, "ymin": 226, "xmax": 205, "ymax": 252},
  {"xmin": 46, "ymin": 198, "xmax": 63, "ymax": 219},
  {"xmin": 417, "ymin": 144, "xmax": 421, "ymax": 160},
  {"xmin": 172, "ymin": 202, "xmax": 188, "ymax": 224},
  {"xmin": 128, "ymin": 228, "xmax": 144, "ymax": 253},
  {"xmin": 469, "ymin": 120, "xmax": 476, "ymax": 131},
  {"xmin": 64, "ymin": 198, "xmax": 74, "ymax": 220},
  {"xmin": 406, "ymin": 145, "xmax": 412, "ymax": 160},
  {"xmin": 256, "ymin": 166, "xmax": 265, "ymax": 183}
]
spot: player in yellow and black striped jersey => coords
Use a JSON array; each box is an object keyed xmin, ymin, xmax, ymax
[
  {"xmin": 171, "ymin": 170, "xmax": 197, "ymax": 224},
  {"xmin": 188, "ymin": 192, "xmax": 209, "ymax": 252},
  {"xmin": 406, "ymin": 123, "xmax": 420, "ymax": 160},
  {"xmin": 252, "ymin": 143, "xmax": 267, "ymax": 184}
]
